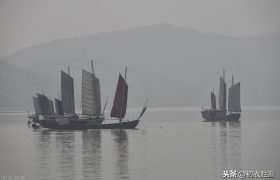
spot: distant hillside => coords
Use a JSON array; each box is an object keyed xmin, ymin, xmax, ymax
[
  {"xmin": 0, "ymin": 60, "xmax": 57, "ymax": 111},
  {"xmin": 1, "ymin": 23, "xmax": 280, "ymax": 110}
]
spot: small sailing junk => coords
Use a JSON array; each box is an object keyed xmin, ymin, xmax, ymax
[
  {"xmin": 28, "ymin": 61, "xmax": 147, "ymax": 129},
  {"xmin": 201, "ymin": 70, "xmax": 241, "ymax": 121}
]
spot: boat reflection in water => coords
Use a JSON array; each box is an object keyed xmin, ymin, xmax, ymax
[
  {"xmin": 82, "ymin": 130, "xmax": 102, "ymax": 180},
  {"xmin": 55, "ymin": 131, "xmax": 76, "ymax": 180},
  {"xmin": 210, "ymin": 121, "xmax": 242, "ymax": 177},
  {"xmin": 112, "ymin": 130, "xmax": 129, "ymax": 180},
  {"xmin": 34, "ymin": 130, "xmax": 53, "ymax": 180}
]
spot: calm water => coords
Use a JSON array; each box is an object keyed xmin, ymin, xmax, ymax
[{"xmin": 0, "ymin": 107, "xmax": 280, "ymax": 180}]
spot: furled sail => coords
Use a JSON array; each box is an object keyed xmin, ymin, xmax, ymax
[
  {"xmin": 228, "ymin": 82, "xmax": 241, "ymax": 112},
  {"xmin": 61, "ymin": 70, "xmax": 75, "ymax": 114},
  {"xmin": 81, "ymin": 69, "xmax": 101, "ymax": 116},
  {"xmin": 219, "ymin": 76, "xmax": 227, "ymax": 111},
  {"xmin": 33, "ymin": 96, "xmax": 41, "ymax": 115},
  {"xmin": 110, "ymin": 74, "xmax": 128, "ymax": 118},
  {"xmin": 211, "ymin": 92, "xmax": 216, "ymax": 110},
  {"xmin": 37, "ymin": 93, "xmax": 51, "ymax": 115},
  {"xmin": 54, "ymin": 98, "xmax": 63, "ymax": 115}
]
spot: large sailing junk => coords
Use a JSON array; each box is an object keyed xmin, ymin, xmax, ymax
[
  {"xmin": 28, "ymin": 62, "xmax": 147, "ymax": 129},
  {"xmin": 201, "ymin": 70, "xmax": 241, "ymax": 121}
]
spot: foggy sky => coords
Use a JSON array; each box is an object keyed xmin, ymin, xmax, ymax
[{"xmin": 0, "ymin": 0, "xmax": 280, "ymax": 56}]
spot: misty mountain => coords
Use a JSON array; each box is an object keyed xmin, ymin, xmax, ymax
[
  {"xmin": 1, "ymin": 23, "xmax": 280, "ymax": 110},
  {"xmin": 0, "ymin": 59, "xmax": 56, "ymax": 111}
]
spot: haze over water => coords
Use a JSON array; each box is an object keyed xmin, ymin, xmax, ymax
[{"xmin": 0, "ymin": 107, "xmax": 279, "ymax": 180}]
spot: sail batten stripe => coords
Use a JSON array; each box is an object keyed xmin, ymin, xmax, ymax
[
  {"xmin": 61, "ymin": 70, "xmax": 75, "ymax": 114},
  {"xmin": 228, "ymin": 82, "xmax": 241, "ymax": 112},
  {"xmin": 37, "ymin": 93, "xmax": 52, "ymax": 115},
  {"xmin": 81, "ymin": 69, "xmax": 101, "ymax": 116}
]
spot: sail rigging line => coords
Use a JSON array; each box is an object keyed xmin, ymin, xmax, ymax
[{"xmin": 140, "ymin": 120, "xmax": 149, "ymax": 128}]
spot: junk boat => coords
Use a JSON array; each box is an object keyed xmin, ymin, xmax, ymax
[
  {"xmin": 29, "ymin": 62, "xmax": 147, "ymax": 129},
  {"xmin": 201, "ymin": 70, "xmax": 241, "ymax": 121}
]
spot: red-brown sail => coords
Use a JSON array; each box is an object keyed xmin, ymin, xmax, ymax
[{"xmin": 110, "ymin": 74, "xmax": 128, "ymax": 118}]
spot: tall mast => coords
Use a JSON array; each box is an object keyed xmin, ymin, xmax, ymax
[
  {"xmin": 68, "ymin": 66, "xmax": 70, "ymax": 75},
  {"xmin": 91, "ymin": 59, "xmax": 95, "ymax": 76},
  {"xmin": 232, "ymin": 74, "xmax": 234, "ymax": 86},
  {"xmin": 124, "ymin": 66, "xmax": 127, "ymax": 81}
]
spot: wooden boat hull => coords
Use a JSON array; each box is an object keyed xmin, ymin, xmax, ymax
[
  {"xmin": 38, "ymin": 119, "xmax": 139, "ymax": 129},
  {"xmin": 97, "ymin": 120, "xmax": 139, "ymax": 129},
  {"xmin": 201, "ymin": 109, "xmax": 240, "ymax": 122},
  {"xmin": 29, "ymin": 115, "xmax": 139, "ymax": 129}
]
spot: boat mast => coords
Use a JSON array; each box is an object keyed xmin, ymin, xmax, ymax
[{"xmin": 91, "ymin": 59, "xmax": 95, "ymax": 76}]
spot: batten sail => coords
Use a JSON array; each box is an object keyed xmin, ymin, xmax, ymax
[
  {"xmin": 228, "ymin": 82, "xmax": 241, "ymax": 112},
  {"xmin": 54, "ymin": 98, "xmax": 63, "ymax": 115},
  {"xmin": 33, "ymin": 96, "xmax": 41, "ymax": 115},
  {"xmin": 81, "ymin": 69, "xmax": 101, "ymax": 116},
  {"xmin": 110, "ymin": 74, "xmax": 128, "ymax": 118},
  {"xmin": 219, "ymin": 76, "xmax": 227, "ymax": 111},
  {"xmin": 211, "ymin": 92, "xmax": 216, "ymax": 110},
  {"xmin": 61, "ymin": 70, "xmax": 75, "ymax": 114},
  {"xmin": 37, "ymin": 93, "xmax": 51, "ymax": 115},
  {"xmin": 49, "ymin": 99, "xmax": 54, "ymax": 114}
]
